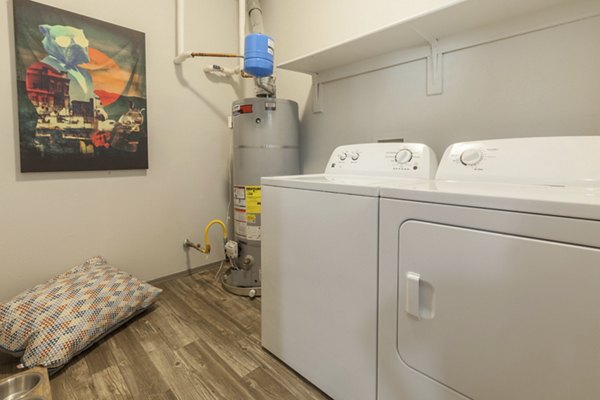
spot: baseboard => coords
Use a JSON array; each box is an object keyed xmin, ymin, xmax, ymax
[{"xmin": 148, "ymin": 259, "xmax": 225, "ymax": 285}]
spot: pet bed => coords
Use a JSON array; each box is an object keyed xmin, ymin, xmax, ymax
[{"xmin": 0, "ymin": 256, "xmax": 161, "ymax": 370}]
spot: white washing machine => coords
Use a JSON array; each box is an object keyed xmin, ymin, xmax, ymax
[
  {"xmin": 377, "ymin": 136, "xmax": 600, "ymax": 400},
  {"xmin": 261, "ymin": 142, "xmax": 438, "ymax": 400}
]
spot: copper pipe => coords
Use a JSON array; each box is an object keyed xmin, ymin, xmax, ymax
[{"xmin": 190, "ymin": 52, "xmax": 243, "ymax": 58}]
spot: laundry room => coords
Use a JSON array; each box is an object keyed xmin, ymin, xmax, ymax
[{"xmin": 0, "ymin": 0, "xmax": 599, "ymax": 399}]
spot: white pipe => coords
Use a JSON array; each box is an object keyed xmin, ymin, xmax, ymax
[
  {"xmin": 203, "ymin": 64, "xmax": 241, "ymax": 77},
  {"xmin": 176, "ymin": 0, "xmax": 245, "ymax": 66},
  {"xmin": 176, "ymin": 0, "xmax": 184, "ymax": 55},
  {"xmin": 239, "ymin": 0, "xmax": 246, "ymax": 70},
  {"xmin": 174, "ymin": 0, "xmax": 190, "ymax": 64},
  {"xmin": 174, "ymin": 51, "xmax": 193, "ymax": 64},
  {"xmin": 247, "ymin": 0, "xmax": 264, "ymax": 34}
]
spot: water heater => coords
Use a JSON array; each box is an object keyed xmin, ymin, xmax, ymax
[{"xmin": 225, "ymin": 97, "xmax": 300, "ymax": 296}]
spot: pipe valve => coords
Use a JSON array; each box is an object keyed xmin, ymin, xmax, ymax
[{"xmin": 184, "ymin": 219, "xmax": 227, "ymax": 254}]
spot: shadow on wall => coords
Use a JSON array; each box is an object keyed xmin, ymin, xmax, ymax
[
  {"xmin": 174, "ymin": 65, "xmax": 242, "ymax": 125},
  {"xmin": 7, "ymin": 0, "xmax": 20, "ymax": 179},
  {"xmin": 203, "ymin": 67, "xmax": 246, "ymax": 101},
  {"xmin": 299, "ymin": 82, "xmax": 319, "ymax": 174}
]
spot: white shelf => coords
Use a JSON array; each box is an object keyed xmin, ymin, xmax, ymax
[{"xmin": 278, "ymin": 0, "xmax": 600, "ymax": 112}]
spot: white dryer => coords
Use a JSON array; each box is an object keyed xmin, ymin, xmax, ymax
[
  {"xmin": 261, "ymin": 143, "xmax": 437, "ymax": 400},
  {"xmin": 378, "ymin": 136, "xmax": 600, "ymax": 400}
]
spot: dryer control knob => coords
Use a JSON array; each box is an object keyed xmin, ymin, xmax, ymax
[
  {"xmin": 338, "ymin": 152, "xmax": 348, "ymax": 161},
  {"xmin": 460, "ymin": 148, "xmax": 483, "ymax": 165},
  {"xmin": 394, "ymin": 149, "xmax": 413, "ymax": 164},
  {"xmin": 350, "ymin": 152, "xmax": 360, "ymax": 161}
]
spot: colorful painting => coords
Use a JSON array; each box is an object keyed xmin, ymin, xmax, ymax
[{"xmin": 13, "ymin": 0, "xmax": 148, "ymax": 172}]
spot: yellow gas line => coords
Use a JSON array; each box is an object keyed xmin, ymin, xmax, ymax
[
  {"xmin": 200, "ymin": 219, "xmax": 227, "ymax": 254},
  {"xmin": 184, "ymin": 219, "xmax": 228, "ymax": 255}
]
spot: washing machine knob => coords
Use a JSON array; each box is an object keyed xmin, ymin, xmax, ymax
[
  {"xmin": 338, "ymin": 152, "xmax": 348, "ymax": 161},
  {"xmin": 394, "ymin": 149, "xmax": 413, "ymax": 164},
  {"xmin": 350, "ymin": 152, "xmax": 360, "ymax": 161},
  {"xmin": 460, "ymin": 148, "xmax": 484, "ymax": 166}
]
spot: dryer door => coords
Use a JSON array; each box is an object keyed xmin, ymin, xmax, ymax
[{"xmin": 397, "ymin": 220, "xmax": 600, "ymax": 400}]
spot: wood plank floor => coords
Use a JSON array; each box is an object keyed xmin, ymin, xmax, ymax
[{"xmin": 0, "ymin": 268, "xmax": 331, "ymax": 400}]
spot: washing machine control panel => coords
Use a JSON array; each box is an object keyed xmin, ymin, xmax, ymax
[
  {"xmin": 459, "ymin": 148, "xmax": 484, "ymax": 166},
  {"xmin": 394, "ymin": 149, "xmax": 413, "ymax": 164},
  {"xmin": 437, "ymin": 136, "xmax": 600, "ymax": 186},
  {"xmin": 326, "ymin": 143, "xmax": 438, "ymax": 179}
]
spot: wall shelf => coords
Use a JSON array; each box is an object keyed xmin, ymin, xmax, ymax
[{"xmin": 278, "ymin": 0, "xmax": 600, "ymax": 112}]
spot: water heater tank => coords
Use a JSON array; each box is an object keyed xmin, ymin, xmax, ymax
[{"xmin": 227, "ymin": 97, "xmax": 300, "ymax": 295}]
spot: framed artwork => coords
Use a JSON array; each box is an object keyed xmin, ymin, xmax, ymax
[{"xmin": 13, "ymin": 0, "xmax": 148, "ymax": 172}]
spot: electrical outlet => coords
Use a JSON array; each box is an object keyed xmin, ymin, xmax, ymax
[{"xmin": 225, "ymin": 240, "xmax": 238, "ymax": 258}]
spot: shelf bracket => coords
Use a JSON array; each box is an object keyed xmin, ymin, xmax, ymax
[
  {"xmin": 426, "ymin": 39, "xmax": 443, "ymax": 95},
  {"xmin": 411, "ymin": 25, "xmax": 444, "ymax": 95},
  {"xmin": 312, "ymin": 76, "xmax": 324, "ymax": 113}
]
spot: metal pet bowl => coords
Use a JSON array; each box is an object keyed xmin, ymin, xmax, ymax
[{"xmin": 0, "ymin": 371, "xmax": 43, "ymax": 400}]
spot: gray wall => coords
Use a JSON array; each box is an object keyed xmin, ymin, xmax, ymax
[
  {"xmin": 300, "ymin": 17, "xmax": 600, "ymax": 172},
  {"xmin": 262, "ymin": 1, "xmax": 600, "ymax": 173}
]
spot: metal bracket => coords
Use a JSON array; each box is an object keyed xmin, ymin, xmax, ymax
[
  {"xmin": 410, "ymin": 25, "xmax": 444, "ymax": 96},
  {"xmin": 426, "ymin": 39, "xmax": 443, "ymax": 96},
  {"xmin": 312, "ymin": 77, "xmax": 324, "ymax": 113}
]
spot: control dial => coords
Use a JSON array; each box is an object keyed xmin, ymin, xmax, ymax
[
  {"xmin": 338, "ymin": 152, "xmax": 348, "ymax": 161},
  {"xmin": 350, "ymin": 152, "xmax": 360, "ymax": 161},
  {"xmin": 460, "ymin": 148, "xmax": 483, "ymax": 166},
  {"xmin": 394, "ymin": 149, "xmax": 413, "ymax": 164}
]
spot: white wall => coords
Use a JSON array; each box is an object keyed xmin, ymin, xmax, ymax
[
  {"xmin": 0, "ymin": 0, "xmax": 240, "ymax": 300},
  {"xmin": 262, "ymin": 0, "xmax": 458, "ymax": 62},
  {"xmin": 262, "ymin": 1, "xmax": 600, "ymax": 172},
  {"xmin": 262, "ymin": 0, "xmax": 457, "ymax": 118}
]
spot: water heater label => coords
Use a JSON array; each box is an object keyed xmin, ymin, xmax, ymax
[
  {"xmin": 232, "ymin": 104, "xmax": 253, "ymax": 117},
  {"xmin": 247, "ymin": 226, "xmax": 261, "ymax": 240},
  {"xmin": 234, "ymin": 208, "xmax": 245, "ymax": 221},
  {"xmin": 234, "ymin": 186, "xmax": 246, "ymax": 207},
  {"xmin": 268, "ymin": 38, "xmax": 275, "ymax": 55},
  {"xmin": 245, "ymin": 186, "xmax": 262, "ymax": 213},
  {"xmin": 235, "ymin": 220, "xmax": 247, "ymax": 237},
  {"xmin": 233, "ymin": 185, "xmax": 262, "ymax": 241}
]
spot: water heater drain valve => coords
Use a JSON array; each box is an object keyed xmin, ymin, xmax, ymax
[{"xmin": 225, "ymin": 240, "xmax": 239, "ymax": 259}]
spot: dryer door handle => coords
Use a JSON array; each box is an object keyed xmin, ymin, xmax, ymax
[
  {"xmin": 406, "ymin": 272, "xmax": 421, "ymax": 319},
  {"xmin": 405, "ymin": 272, "xmax": 435, "ymax": 320}
]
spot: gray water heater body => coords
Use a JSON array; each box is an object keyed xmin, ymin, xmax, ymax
[{"xmin": 228, "ymin": 97, "xmax": 300, "ymax": 290}]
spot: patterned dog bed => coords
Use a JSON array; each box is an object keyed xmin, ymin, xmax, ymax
[{"xmin": 0, "ymin": 256, "xmax": 161, "ymax": 369}]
